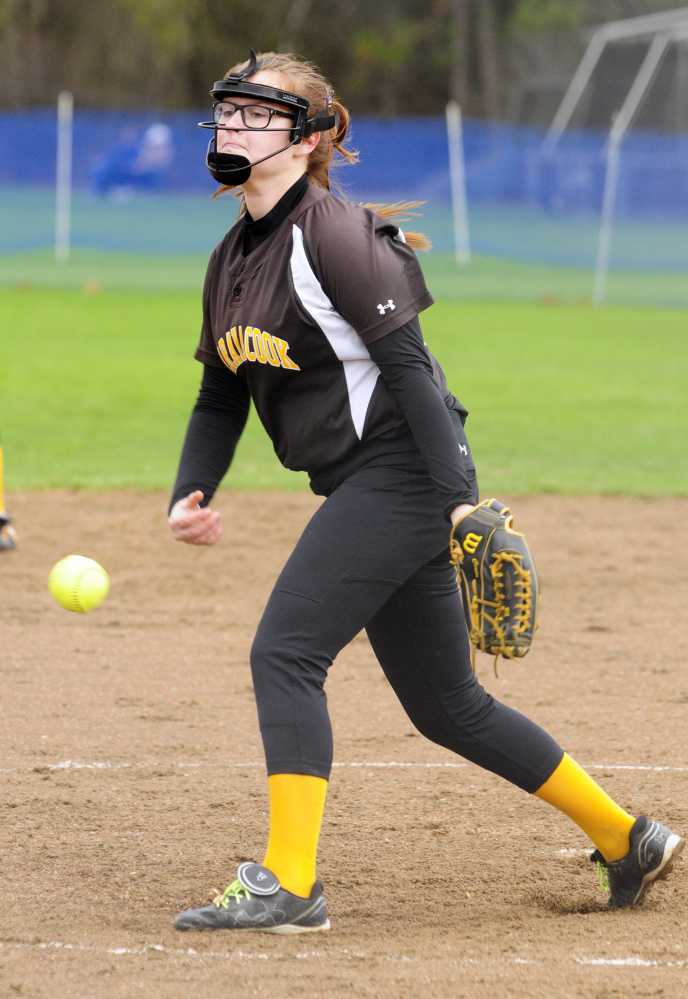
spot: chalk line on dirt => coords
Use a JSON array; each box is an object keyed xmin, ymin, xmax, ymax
[
  {"xmin": 1, "ymin": 760, "xmax": 687, "ymax": 775},
  {"xmin": 0, "ymin": 939, "xmax": 686, "ymax": 970}
]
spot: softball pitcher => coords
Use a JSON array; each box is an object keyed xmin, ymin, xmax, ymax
[{"xmin": 169, "ymin": 50, "xmax": 682, "ymax": 933}]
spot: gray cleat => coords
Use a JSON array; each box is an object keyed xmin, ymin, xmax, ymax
[
  {"xmin": 0, "ymin": 512, "xmax": 16, "ymax": 551},
  {"xmin": 592, "ymin": 815, "xmax": 684, "ymax": 908},
  {"xmin": 175, "ymin": 862, "xmax": 330, "ymax": 934}
]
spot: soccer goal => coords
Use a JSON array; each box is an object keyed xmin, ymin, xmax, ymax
[{"xmin": 543, "ymin": 8, "xmax": 688, "ymax": 304}]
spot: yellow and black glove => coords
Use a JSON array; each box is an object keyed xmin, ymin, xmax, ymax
[{"xmin": 450, "ymin": 499, "xmax": 540, "ymax": 673}]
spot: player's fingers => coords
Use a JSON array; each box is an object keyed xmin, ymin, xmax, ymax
[
  {"xmin": 169, "ymin": 490, "xmax": 205, "ymax": 523},
  {"xmin": 171, "ymin": 506, "xmax": 211, "ymax": 531},
  {"xmin": 169, "ymin": 497, "xmax": 211, "ymax": 534},
  {"xmin": 184, "ymin": 508, "xmax": 219, "ymax": 536},
  {"xmin": 190, "ymin": 516, "xmax": 223, "ymax": 546},
  {"xmin": 172, "ymin": 509, "xmax": 221, "ymax": 544}
]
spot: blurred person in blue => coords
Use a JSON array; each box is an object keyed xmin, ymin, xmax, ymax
[{"xmin": 90, "ymin": 123, "xmax": 174, "ymax": 198}]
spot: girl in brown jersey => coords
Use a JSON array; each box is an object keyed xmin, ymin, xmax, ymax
[{"xmin": 169, "ymin": 50, "xmax": 682, "ymax": 932}]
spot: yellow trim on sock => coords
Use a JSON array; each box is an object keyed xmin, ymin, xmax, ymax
[
  {"xmin": 263, "ymin": 773, "xmax": 327, "ymax": 898},
  {"xmin": 534, "ymin": 753, "xmax": 635, "ymax": 862}
]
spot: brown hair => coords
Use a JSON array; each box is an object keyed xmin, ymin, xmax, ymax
[{"xmin": 212, "ymin": 50, "xmax": 431, "ymax": 252}]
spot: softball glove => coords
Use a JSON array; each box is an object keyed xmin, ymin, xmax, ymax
[{"xmin": 450, "ymin": 499, "xmax": 540, "ymax": 673}]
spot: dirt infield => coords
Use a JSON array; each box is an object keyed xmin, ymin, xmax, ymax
[{"xmin": 1, "ymin": 491, "xmax": 687, "ymax": 999}]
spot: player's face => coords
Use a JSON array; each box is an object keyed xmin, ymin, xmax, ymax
[{"xmin": 216, "ymin": 71, "xmax": 296, "ymax": 166}]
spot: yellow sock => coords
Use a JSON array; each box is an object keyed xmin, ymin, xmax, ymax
[
  {"xmin": 263, "ymin": 773, "xmax": 327, "ymax": 898},
  {"xmin": 535, "ymin": 753, "xmax": 635, "ymax": 862}
]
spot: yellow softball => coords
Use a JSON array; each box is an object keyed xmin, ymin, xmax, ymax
[{"xmin": 48, "ymin": 555, "xmax": 110, "ymax": 613}]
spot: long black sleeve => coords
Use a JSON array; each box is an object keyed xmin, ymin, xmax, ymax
[
  {"xmin": 169, "ymin": 363, "xmax": 251, "ymax": 511},
  {"xmin": 367, "ymin": 317, "xmax": 477, "ymax": 520}
]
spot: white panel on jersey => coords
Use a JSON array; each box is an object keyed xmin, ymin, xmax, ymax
[{"xmin": 290, "ymin": 224, "xmax": 380, "ymax": 440}]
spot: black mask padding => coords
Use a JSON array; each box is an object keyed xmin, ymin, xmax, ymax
[
  {"xmin": 206, "ymin": 149, "xmax": 252, "ymax": 185},
  {"xmin": 303, "ymin": 108, "xmax": 338, "ymax": 138}
]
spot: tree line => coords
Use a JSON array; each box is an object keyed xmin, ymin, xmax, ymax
[{"xmin": 0, "ymin": 0, "xmax": 683, "ymax": 116}]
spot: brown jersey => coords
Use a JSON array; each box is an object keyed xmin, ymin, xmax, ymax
[{"xmin": 196, "ymin": 184, "xmax": 435, "ymax": 476}]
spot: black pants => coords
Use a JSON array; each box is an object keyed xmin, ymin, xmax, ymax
[{"xmin": 250, "ymin": 462, "xmax": 563, "ymax": 792}]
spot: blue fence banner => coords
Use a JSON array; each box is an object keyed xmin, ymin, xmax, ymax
[{"xmin": 1, "ymin": 109, "xmax": 687, "ymax": 275}]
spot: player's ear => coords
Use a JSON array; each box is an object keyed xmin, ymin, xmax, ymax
[{"xmin": 293, "ymin": 132, "xmax": 320, "ymax": 159}]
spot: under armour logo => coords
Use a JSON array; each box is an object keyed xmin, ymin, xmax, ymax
[
  {"xmin": 459, "ymin": 444, "xmax": 468, "ymax": 455},
  {"xmin": 377, "ymin": 299, "xmax": 396, "ymax": 315}
]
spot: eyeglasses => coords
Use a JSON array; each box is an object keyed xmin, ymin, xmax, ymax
[{"xmin": 213, "ymin": 101, "xmax": 296, "ymax": 129}]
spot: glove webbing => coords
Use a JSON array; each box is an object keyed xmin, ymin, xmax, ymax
[{"xmin": 466, "ymin": 551, "xmax": 535, "ymax": 677}]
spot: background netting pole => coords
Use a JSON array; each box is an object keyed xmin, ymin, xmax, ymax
[
  {"xmin": 446, "ymin": 100, "xmax": 470, "ymax": 267},
  {"xmin": 55, "ymin": 90, "xmax": 73, "ymax": 264}
]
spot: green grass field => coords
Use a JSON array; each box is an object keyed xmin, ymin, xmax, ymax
[
  {"xmin": 2, "ymin": 248, "xmax": 688, "ymax": 309},
  {"xmin": 3, "ymin": 186, "xmax": 687, "ymax": 307},
  {"xmin": 1, "ymin": 286, "xmax": 686, "ymax": 496}
]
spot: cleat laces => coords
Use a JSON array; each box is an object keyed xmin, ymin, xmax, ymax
[
  {"xmin": 211, "ymin": 879, "xmax": 252, "ymax": 909},
  {"xmin": 595, "ymin": 860, "xmax": 610, "ymax": 893}
]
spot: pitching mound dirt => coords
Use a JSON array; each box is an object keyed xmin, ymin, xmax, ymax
[{"xmin": 1, "ymin": 491, "xmax": 686, "ymax": 998}]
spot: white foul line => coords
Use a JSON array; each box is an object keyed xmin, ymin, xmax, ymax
[
  {"xmin": 1, "ymin": 759, "xmax": 687, "ymax": 774},
  {"xmin": 0, "ymin": 939, "xmax": 686, "ymax": 969},
  {"xmin": 576, "ymin": 957, "xmax": 688, "ymax": 967}
]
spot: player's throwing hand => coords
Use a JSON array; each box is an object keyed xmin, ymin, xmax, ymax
[{"xmin": 169, "ymin": 490, "xmax": 222, "ymax": 546}]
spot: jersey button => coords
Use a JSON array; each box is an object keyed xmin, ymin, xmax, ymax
[{"xmin": 233, "ymin": 286, "xmax": 241, "ymax": 296}]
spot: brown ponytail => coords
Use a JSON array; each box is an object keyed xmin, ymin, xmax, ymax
[
  {"xmin": 305, "ymin": 98, "xmax": 358, "ymax": 192},
  {"xmin": 211, "ymin": 51, "xmax": 430, "ymax": 251},
  {"xmin": 359, "ymin": 202, "xmax": 433, "ymax": 253}
]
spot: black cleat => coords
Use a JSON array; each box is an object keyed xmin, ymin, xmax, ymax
[
  {"xmin": 592, "ymin": 815, "xmax": 684, "ymax": 908},
  {"xmin": 175, "ymin": 862, "xmax": 330, "ymax": 934},
  {"xmin": 0, "ymin": 512, "xmax": 16, "ymax": 551}
]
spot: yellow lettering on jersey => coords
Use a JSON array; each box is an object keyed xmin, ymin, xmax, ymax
[
  {"xmin": 230, "ymin": 326, "xmax": 246, "ymax": 367},
  {"xmin": 463, "ymin": 532, "xmax": 483, "ymax": 555},
  {"xmin": 273, "ymin": 336, "xmax": 300, "ymax": 370},
  {"xmin": 262, "ymin": 331, "xmax": 280, "ymax": 366},
  {"xmin": 244, "ymin": 327, "xmax": 256, "ymax": 362},
  {"xmin": 218, "ymin": 323, "xmax": 299, "ymax": 372},
  {"xmin": 253, "ymin": 328, "xmax": 266, "ymax": 363},
  {"xmin": 222, "ymin": 330, "xmax": 242, "ymax": 368},
  {"xmin": 217, "ymin": 337, "xmax": 238, "ymax": 373}
]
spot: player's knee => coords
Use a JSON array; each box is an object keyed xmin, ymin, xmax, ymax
[
  {"xmin": 250, "ymin": 626, "xmax": 329, "ymax": 691},
  {"xmin": 402, "ymin": 676, "xmax": 495, "ymax": 746},
  {"xmin": 249, "ymin": 627, "xmax": 280, "ymax": 683}
]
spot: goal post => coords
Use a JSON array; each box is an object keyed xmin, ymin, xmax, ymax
[
  {"xmin": 593, "ymin": 30, "xmax": 674, "ymax": 305},
  {"xmin": 545, "ymin": 8, "xmax": 688, "ymax": 151},
  {"xmin": 544, "ymin": 8, "xmax": 688, "ymax": 304}
]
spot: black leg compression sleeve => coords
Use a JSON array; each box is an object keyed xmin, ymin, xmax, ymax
[
  {"xmin": 250, "ymin": 462, "xmax": 563, "ymax": 789},
  {"xmin": 366, "ymin": 553, "xmax": 563, "ymax": 791}
]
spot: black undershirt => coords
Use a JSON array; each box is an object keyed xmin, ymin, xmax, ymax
[
  {"xmin": 171, "ymin": 178, "xmax": 476, "ymax": 518},
  {"xmin": 242, "ymin": 173, "xmax": 308, "ymax": 255}
]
